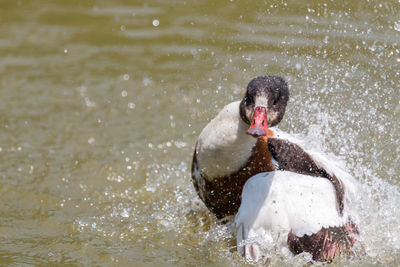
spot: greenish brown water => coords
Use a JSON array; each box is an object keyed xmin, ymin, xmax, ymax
[{"xmin": 0, "ymin": 0, "xmax": 399, "ymax": 266}]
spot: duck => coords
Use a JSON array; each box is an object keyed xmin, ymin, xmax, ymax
[{"xmin": 191, "ymin": 75, "xmax": 359, "ymax": 262}]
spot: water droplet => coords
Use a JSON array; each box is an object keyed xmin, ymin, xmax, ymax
[
  {"xmin": 128, "ymin": 102, "xmax": 136, "ymax": 109},
  {"xmin": 121, "ymin": 90, "xmax": 127, "ymax": 97},
  {"xmin": 395, "ymin": 21, "xmax": 400, "ymax": 32},
  {"xmin": 121, "ymin": 209, "xmax": 130, "ymax": 218},
  {"xmin": 152, "ymin": 19, "xmax": 159, "ymax": 27},
  {"xmin": 146, "ymin": 185, "xmax": 156, "ymax": 192},
  {"xmin": 88, "ymin": 137, "xmax": 95, "ymax": 144}
]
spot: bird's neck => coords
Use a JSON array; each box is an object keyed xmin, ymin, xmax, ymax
[{"xmin": 196, "ymin": 101, "xmax": 267, "ymax": 179}]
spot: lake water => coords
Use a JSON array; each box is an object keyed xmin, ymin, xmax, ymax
[{"xmin": 0, "ymin": 0, "xmax": 399, "ymax": 266}]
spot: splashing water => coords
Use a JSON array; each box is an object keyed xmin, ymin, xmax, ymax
[{"xmin": 0, "ymin": 0, "xmax": 399, "ymax": 265}]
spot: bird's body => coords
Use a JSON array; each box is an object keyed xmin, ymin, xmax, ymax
[{"xmin": 191, "ymin": 76, "xmax": 359, "ymax": 262}]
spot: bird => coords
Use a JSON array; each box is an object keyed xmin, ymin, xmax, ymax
[{"xmin": 191, "ymin": 75, "xmax": 358, "ymax": 262}]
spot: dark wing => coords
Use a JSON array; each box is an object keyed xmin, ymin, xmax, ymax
[{"xmin": 268, "ymin": 137, "xmax": 345, "ymax": 214}]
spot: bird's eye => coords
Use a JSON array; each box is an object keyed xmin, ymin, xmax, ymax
[{"xmin": 273, "ymin": 96, "xmax": 279, "ymax": 106}]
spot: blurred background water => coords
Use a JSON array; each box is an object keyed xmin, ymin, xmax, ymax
[{"xmin": 0, "ymin": 0, "xmax": 399, "ymax": 266}]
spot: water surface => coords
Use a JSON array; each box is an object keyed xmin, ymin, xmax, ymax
[{"xmin": 0, "ymin": 0, "xmax": 399, "ymax": 266}]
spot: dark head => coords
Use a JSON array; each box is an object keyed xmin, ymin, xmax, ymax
[{"xmin": 239, "ymin": 76, "xmax": 289, "ymax": 137}]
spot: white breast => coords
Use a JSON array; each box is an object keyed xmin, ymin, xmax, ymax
[{"xmin": 196, "ymin": 101, "xmax": 256, "ymax": 179}]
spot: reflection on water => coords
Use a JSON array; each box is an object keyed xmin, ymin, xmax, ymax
[{"xmin": 0, "ymin": 0, "xmax": 399, "ymax": 265}]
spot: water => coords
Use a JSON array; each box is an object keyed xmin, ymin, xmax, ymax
[{"xmin": 0, "ymin": 0, "xmax": 399, "ymax": 265}]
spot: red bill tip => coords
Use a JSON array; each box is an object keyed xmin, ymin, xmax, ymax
[{"xmin": 246, "ymin": 106, "xmax": 268, "ymax": 137}]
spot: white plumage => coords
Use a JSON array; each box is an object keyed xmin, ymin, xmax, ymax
[
  {"xmin": 196, "ymin": 101, "xmax": 256, "ymax": 179},
  {"xmin": 234, "ymin": 131, "xmax": 359, "ymax": 261}
]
